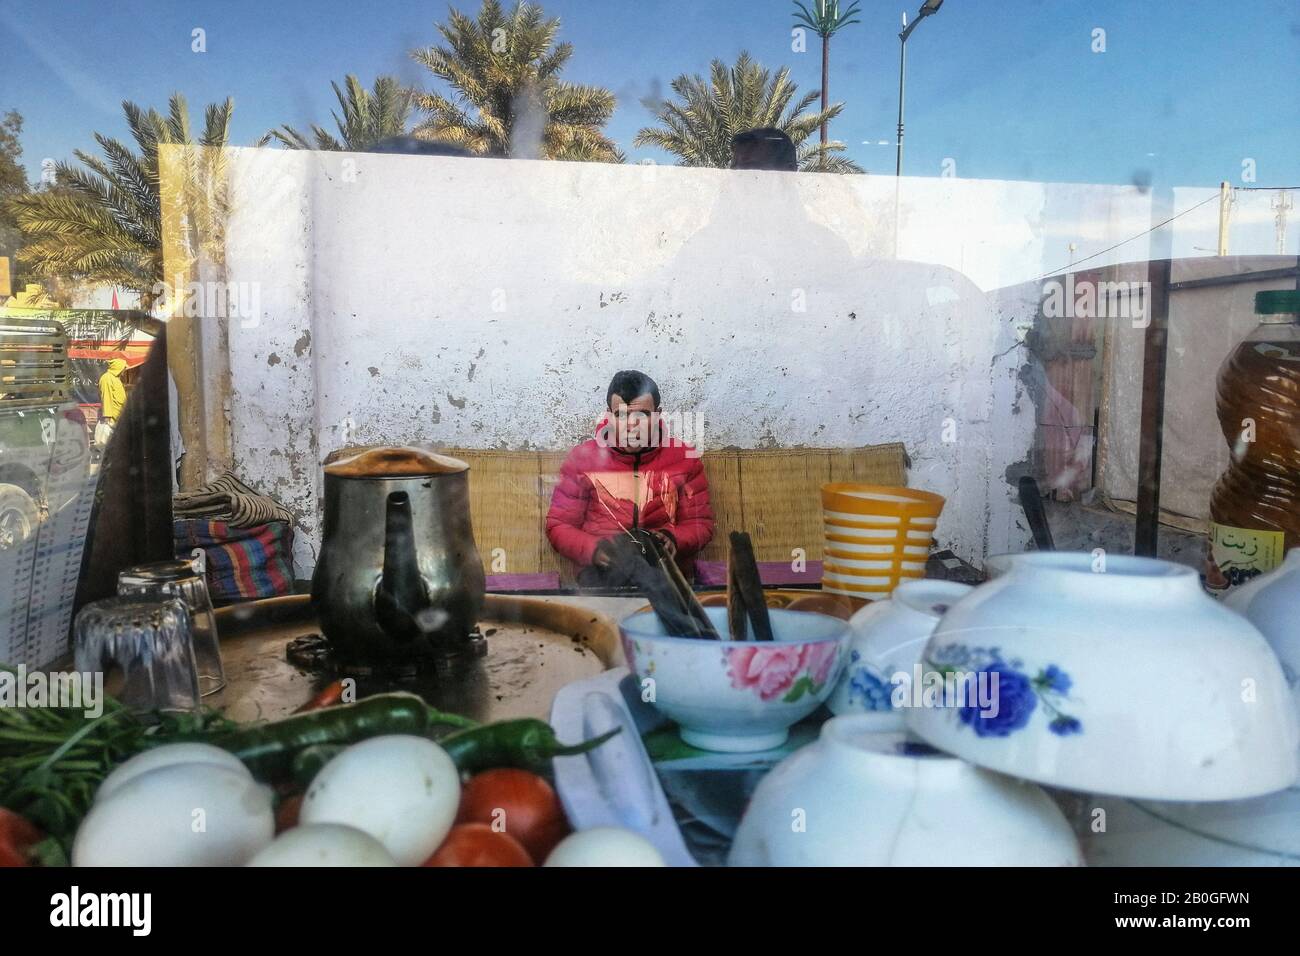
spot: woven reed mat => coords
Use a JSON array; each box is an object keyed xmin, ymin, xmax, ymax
[{"xmin": 446, "ymin": 443, "xmax": 909, "ymax": 576}]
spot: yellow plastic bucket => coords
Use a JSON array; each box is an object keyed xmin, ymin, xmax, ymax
[{"xmin": 820, "ymin": 483, "xmax": 945, "ymax": 596}]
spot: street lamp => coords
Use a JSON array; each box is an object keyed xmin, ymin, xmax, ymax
[{"xmin": 896, "ymin": 0, "xmax": 943, "ymax": 176}]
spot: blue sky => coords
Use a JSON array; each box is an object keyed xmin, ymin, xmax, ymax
[{"xmin": 2, "ymin": 0, "xmax": 1297, "ymax": 186}]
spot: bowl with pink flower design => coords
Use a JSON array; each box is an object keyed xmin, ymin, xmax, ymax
[{"xmin": 620, "ymin": 606, "xmax": 851, "ymax": 752}]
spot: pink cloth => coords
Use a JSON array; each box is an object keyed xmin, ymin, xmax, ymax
[
  {"xmin": 694, "ymin": 560, "xmax": 824, "ymax": 587},
  {"xmin": 485, "ymin": 572, "xmax": 562, "ymax": 591}
]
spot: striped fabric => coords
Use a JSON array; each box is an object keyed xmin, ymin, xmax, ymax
[
  {"xmin": 174, "ymin": 471, "xmax": 295, "ymax": 528},
  {"xmin": 174, "ymin": 519, "xmax": 296, "ymax": 604}
]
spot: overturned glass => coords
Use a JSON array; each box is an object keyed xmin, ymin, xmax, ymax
[
  {"xmin": 74, "ymin": 595, "xmax": 200, "ymax": 713},
  {"xmin": 117, "ymin": 559, "xmax": 226, "ymax": 695}
]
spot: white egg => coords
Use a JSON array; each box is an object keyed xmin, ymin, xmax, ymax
[
  {"xmin": 299, "ymin": 735, "xmax": 460, "ymax": 866},
  {"xmin": 544, "ymin": 827, "xmax": 667, "ymax": 867},
  {"xmin": 73, "ymin": 763, "xmax": 274, "ymax": 866},
  {"xmin": 246, "ymin": 824, "xmax": 397, "ymax": 867},
  {"xmin": 97, "ymin": 744, "xmax": 250, "ymax": 803}
]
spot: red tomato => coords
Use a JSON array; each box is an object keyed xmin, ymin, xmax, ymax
[
  {"xmin": 423, "ymin": 824, "xmax": 533, "ymax": 867},
  {"xmin": 457, "ymin": 768, "xmax": 570, "ymax": 863},
  {"xmin": 0, "ymin": 808, "xmax": 42, "ymax": 867},
  {"xmin": 275, "ymin": 794, "xmax": 303, "ymax": 834}
]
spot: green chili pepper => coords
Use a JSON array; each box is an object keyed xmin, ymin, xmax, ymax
[
  {"xmin": 438, "ymin": 719, "xmax": 620, "ymax": 775},
  {"xmin": 206, "ymin": 692, "xmax": 477, "ymax": 779}
]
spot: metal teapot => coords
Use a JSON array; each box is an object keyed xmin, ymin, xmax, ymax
[{"xmin": 311, "ymin": 445, "xmax": 485, "ymax": 667}]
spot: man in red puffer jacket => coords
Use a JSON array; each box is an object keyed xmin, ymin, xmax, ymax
[{"xmin": 546, "ymin": 371, "xmax": 714, "ymax": 587}]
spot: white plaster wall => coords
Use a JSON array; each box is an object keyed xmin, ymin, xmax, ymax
[
  {"xmin": 222, "ymin": 149, "xmax": 320, "ymax": 542},
  {"xmin": 214, "ymin": 148, "xmax": 1189, "ymax": 575}
]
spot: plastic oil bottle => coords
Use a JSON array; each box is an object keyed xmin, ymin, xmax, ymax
[{"xmin": 1206, "ymin": 289, "xmax": 1300, "ymax": 592}]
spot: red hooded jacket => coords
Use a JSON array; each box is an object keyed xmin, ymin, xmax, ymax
[{"xmin": 545, "ymin": 420, "xmax": 714, "ymax": 577}]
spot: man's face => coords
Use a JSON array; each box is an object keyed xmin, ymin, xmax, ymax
[{"xmin": 609, "ymin": 393, "xmax": 658, "ymax": 451}]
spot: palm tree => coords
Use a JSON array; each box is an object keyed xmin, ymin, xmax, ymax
[
  {"xmin": 0, "ymin": 109, "xmax": 33, "ymax": 291},
  {"xmin": 634, "ymin": 52, "xmax": 862, "ymax": 172},
  {"xmin": 7, "ymin": 94, "xmax": 232, "ymax": 310},
  {"xmin": 792, "ymin": 0, "xmax": 862, "ymax": 145},
  {"xmin": 410, "ymin": 0, "xmax": 620, "ymax": 162},
  {"xmin": 259, "ymin": 75, "xmax": 413, "ymax": 151}
]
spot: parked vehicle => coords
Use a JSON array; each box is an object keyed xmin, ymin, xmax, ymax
[{"xmin": 0, "ymin": 316, "xmax": 87, "ymax": 551}]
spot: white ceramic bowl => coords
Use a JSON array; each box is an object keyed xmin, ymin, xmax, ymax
[
  {"xmin": 906, "ymin": 552, "xmax": 1300, "ymax": 801},
  {"xmin": 728, "ymin": 716, "xmax": 1083, "ymax": 866},
  {"xmin": 827, "ymin": 579, "xmax": 973, "ymax": 723},
  {"xmin": 619, "ymin": 607, "xmax": 849, "ymax": 753},
  {"xmin": 1077, "ymin": 786, "xmax": 1300, "ymax": 867},
  {"xmin": 1225, "ymin": 547, "xmax": 1300, "ymax": 722}
]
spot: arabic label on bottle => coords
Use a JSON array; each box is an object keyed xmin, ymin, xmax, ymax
[{"xmin": 1205, "ymin": 522, "xmax": 1287, "ymax": 593}]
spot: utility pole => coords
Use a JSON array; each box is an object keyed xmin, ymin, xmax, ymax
[
  {"xmin": 1217, "ymin": 181, "xmax": 1232, "ymax": 256},
  {"xmin": 1273, "ymin": 191, "xmax": 1293, "ymax": 255}
]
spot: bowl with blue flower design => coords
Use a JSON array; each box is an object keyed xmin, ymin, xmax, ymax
[
  {"xmin": 827, "ymin": 579, "xmax": 974, "ymax": 725},
  {"xmin": 905, "ymin": 552, "xmax": 1300, "ymax": 800},
  {"xmin": 619, "ymin": 606, "xmax": 851, "ymax": 752}
]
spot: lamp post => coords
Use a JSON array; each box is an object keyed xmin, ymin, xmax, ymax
[{"xmin": 896, "ymin": 0, "xmax": 943, "ymax": 177}]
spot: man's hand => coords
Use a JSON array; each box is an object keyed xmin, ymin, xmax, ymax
[
  {"xmin": 651, "ymin": 529, "xmax": 677, "ymax": 559},
  {"xmin": 592, "ymin": 538, "xmax": 617, "ymax": 569}
]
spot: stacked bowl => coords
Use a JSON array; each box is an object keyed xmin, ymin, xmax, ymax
[
  {"xmin": 725, "ymin": 550, "xmax": 1300, "ymax": 866},
  {"xmin": 820, "ymin": 483, "xmax": 945, "ymax": 598}
]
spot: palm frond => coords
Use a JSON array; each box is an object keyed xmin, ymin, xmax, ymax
[
  {"xmin": 165, "ymin": 94, "xmax": 192, "ymax": 145},
  {"xmin": 635, "ymin": 51, "xmax": 860, "ymax": 171},
  {"xmin": 257, "ymin": 127, "xmax": 316, "ymax": 150},
  {"xmin": 791, "ymin": 0, "xmax": 862, "ymax": 37},
  {"xmin": 410, "ymin": 0, "xmax": 617, "ymax": 162},
  {"xmin": 201, "ymin": 99, "xmax": 235, "ymax": 148},
  {"xmin": 797, "ymin": 140, "xmax": 864, "ymax": 173},
  {"xmin": 12, "ymin": 95, "xmax": 233, "ymax": 306},
  {"xmin": 259, "ymin": 76, "xmax": 410, "ymax": 151}
]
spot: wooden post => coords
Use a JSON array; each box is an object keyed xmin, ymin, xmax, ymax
[{"xmin": 1134, "ymin": 258, "xmax": 1172, "ymax": 557}]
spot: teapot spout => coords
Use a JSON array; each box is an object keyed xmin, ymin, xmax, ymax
[{"xmin": 373, "ymin": 490, "xmax": 430, "ymax": 643}]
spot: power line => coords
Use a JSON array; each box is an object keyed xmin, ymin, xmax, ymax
[{"xmin": 1033, "ymin": 193, "xmax": 1220, "ymax": 282}]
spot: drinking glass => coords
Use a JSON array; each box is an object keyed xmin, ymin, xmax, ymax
[
  {"xmin": 118, "ymin": 559, "xmax": 225, "ymax": 695},
  {"xmin": 74, "ymin": 595, "xmax": 199, "ymax": 713}
]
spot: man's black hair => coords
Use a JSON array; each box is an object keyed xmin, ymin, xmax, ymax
[
  {"xmin": 730, "ymin": 127, "xmax": 798, "ymax": 172},
  {"xmin": 368, "ymin": 135, "xmax": 477, "ymax": 158},
  {"xmin": 607, "ymin": 370, "xmax": 660, "ymax": 409}
]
